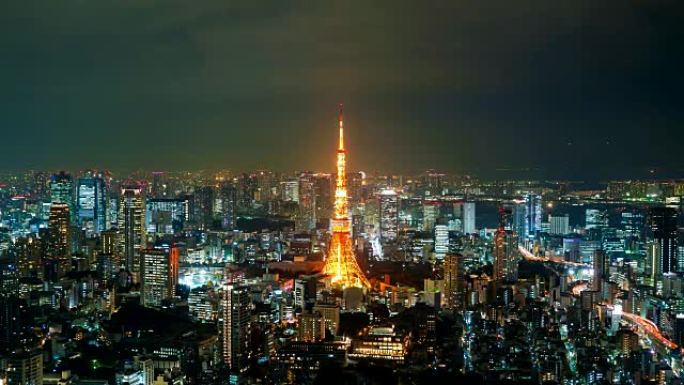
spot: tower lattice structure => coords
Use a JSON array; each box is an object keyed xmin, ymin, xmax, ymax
[{"xmin": 323, "ymin": 105, "xmax": 371, "ymax": 289}]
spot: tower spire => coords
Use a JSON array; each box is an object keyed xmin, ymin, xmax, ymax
[
  {"xmin": 323, "ymin": 104, "xmax": 370, "ymax": 289},
  {"xmin": 338, "ymin": 103, "xmax": 344, "ymax": 151}
]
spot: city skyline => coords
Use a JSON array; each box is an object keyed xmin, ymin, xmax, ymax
[
  {"xmin": 1, "ymin": 1, "xmax": 683, "ymax": 180},
  {"xmin": 1, "ymin": 3, "xmax": 684, "ymax": 384}
]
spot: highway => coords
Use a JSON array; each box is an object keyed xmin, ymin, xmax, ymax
[
  {"xmin": 518, "ymin": 245, "xmax": 591, "ymax": 268},
  {"xmin": 519, "ymin": 246, "xmax": 684, "ymax": 352}
]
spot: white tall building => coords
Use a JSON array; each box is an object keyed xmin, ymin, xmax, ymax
[
  {"xmin": 280, "ymin": 180, "xmax": 299, "ymax": 202},
  {"xmin": 525, "ymin": 194, "xmax": 542, "ymax": 238},
  {"xmin": 434, "ymin": 224, "xmax": 449, "ymax": 261},
  {"xmin": 549, "ymin": 214, "xmax": 570, "ymax": 235},
  {"xmin": 463, "ymin": 201, "xmax": 476, "ymax": 234},
  {"xmin": 379, "ymin": 189, "xmax": 399, "ymax": 244}
]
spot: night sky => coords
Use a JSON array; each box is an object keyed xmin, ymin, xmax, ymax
[{"xmin": 2, "ymin": 1, "xmax": 683, "ymax": 180}]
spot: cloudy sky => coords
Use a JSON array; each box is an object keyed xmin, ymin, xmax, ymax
[{"xmin": 1, "ymin": 1, "xmax": 683, "ymax": 180}]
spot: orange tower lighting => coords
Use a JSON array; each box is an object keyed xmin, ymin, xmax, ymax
[{"xmin": 323, "ymin": 104, "xmax": 371, "ymax": 289}]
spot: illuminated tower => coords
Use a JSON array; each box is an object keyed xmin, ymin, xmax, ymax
[{"xmin": 323, "ymin": 105, "xmax": 370, "ymax": 289}]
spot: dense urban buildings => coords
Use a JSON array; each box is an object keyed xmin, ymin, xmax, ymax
[
  {"xmin": 1, "ymin": 1, "xmax": 683, "ymax": 384},
  {"xmin": 0, "ymin": 107, "xmax": 682, "ymax": 385}
]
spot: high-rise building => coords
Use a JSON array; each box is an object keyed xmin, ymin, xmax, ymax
[
  {"xmin": 511, "ymin": 202, "xmax": 527, "ymax": 238},
  {"xmin": 379, "ymin": 189, "xmax": 399, "ymax": 245},
  {"xmin": 648, "ymin": 207, "xmax": 678, "ymax": 277},
  {"xmin": 585, "ymin": 208, "xmax": 609, "ymax": 230},
  {"xmin": 592, "ymin": 249, "xmax": 609, "ymax": 292},
  {"xmin": 620, "ymin": 209, "xmax": 644, "ymax": 239},
  {"xmin": 443, "ymin": 253, "xmax": 464, "ymax": 309},
  {"xmin": 76, "ymin": 170, "xmax": 108, "ymax": 236},
  {"xmin": 47, "ymin": 203, "xmax": 72, "ymax": 280},
  {"xmin": 493, "ymin": 208, "xmax": 519, "ymax": 282},
  {"xmin": 280, "ymin": 180, "xmax": 299, "ymax": 202},
  {"xmin": 221, "ymin": 285, "xmax": 251, "ymax": 373},
  {"xmin": 141, "ymin": 246, "xmax": 179, "ymax": 307},
  {"xmin": 218, "ymin": 181, "xmax": 238, "ymax": 230},
  {"xmin": 313, "ymin": 174, "xmax": 333, "ymax": 225},
  {"xmin": 150, "ymin": 171, "xmax": 168, "ymax": 198},
  {"xmin": 0, "ymin": 295, "xmax": 27, "ymax": 353},
  {"xmin": 118, "ymin": 186, "xmax": 146, "ymax": 281},
  {"xmin": 423, "ymin": 201, "xmax": 439, "ymax": 232},
  {"xmin": 194, "ymin": 186, "xmax": 215, "ymax": 230},
  {"xmin": 549, "ymin": 214, "xmax": 570, "ymax": 235},
  {"xmin": 434, "ymin": 224, "xmax": 449, "ymax": 261},
  {"xmin": 5, "ymin": 350, "xmax": 43, "ymax": 385},
  {"xmin": 48, "ymin": 203, "xmax": 71, "ymax": 259},
  {"xmin": 525, "ymin": 194, "xmax": 542, "ymax": 239},
  {"xmin": 296, "ymin": 174, "xmax": 316, "ymax": 232},
  {"xmin": 50, "ymin": 171, "xmax": 75, "ymax": 225},
  {"xmin": 145, "ymin": 198, "xmax": 188, "ymax": 235},
  {"xmin": 297, "ymin": 310, "xmax": 326, "ymax": 342},
  {"xmin": 312, "ymin": 303, "xmax": 340, "ymax": 336},
  {"xmin": 462, "ymin": 201, "xmax": 476, "ymax": 234}
]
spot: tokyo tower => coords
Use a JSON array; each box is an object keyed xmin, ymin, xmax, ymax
[{"xmin": 322, "ymin": 105, "xmax": 371, "ymax": 289}]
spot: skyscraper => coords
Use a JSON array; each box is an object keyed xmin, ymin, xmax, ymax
[
  {"xmin": 585, "ymin": 208, "xmax": 609, "ymax": 230},
  {"xmin": 221, "ymin": 285, "xmax": 251, "ymax": 373},
  {"xmin": 141, "ymin": 245, "xmax": 179, "ymax": 307},
  {"xmin": 648, "ymin": 207, "xmax": 678, "ymax": 276},
  {"xmin": 592, "ymin": 249, "xmax": 609, "ymax": 292},
  {"xmin": 462, "ymin": 201, "xmax": 476, "ymax": 234},
  {"xmin": 525, "ymin": 194, "xmax": 542, "ymax": 239},
  {"xmin": 118, "ymin": 186, "xmax": 146, "ymax": 281},
  {"xmin": 48, "ymin": 203, "xmax": 71, "ymax": 259},
  {"xmin": 145, "ymin": 198, "xmax": 188, "ymax": 235},
  {"xmin": 218, "ymin": 181, "xmax": 238, "ymax": 230},
  {"xmin": 194, "ymin": 185, "xmax": 215, "ymax": 230},
  {"xmin": 322, "ymin": 105, "xmax": 370, "ymax": 289},
  {"xmin": 50, "ymin": 171, "xmax": 75, "ymax": 222},
  {"xmin": 47, "ymin": 203, "xmax": 71, "ymax": 280},
  {"xmin": 423, "ymin": 201, "xmax": 438, "ymax": 232},
  {"xmin": 280, "ymin": 180, "xmax": 299, "ymax": 202},
  {"xmin": 434, "ymin": 224, "xmax": 449, "ymax": 261},
  {"xmin": 76, "ymin": 170, "xmax": 108, "ymax": 236},
  {"xmin": 549, "ymin": 214, "xmax": 570, "ymax": 235},
  {"xmin": 313, "ymin": 174, "xmax": 333, "ymax": 225},
  {"xmin": 379, "ymin": 189, "xmax": 399, "ymax": 245},
  {"xmin": 296, "ymin": 173, "xmax": 316, "ymax": 232},
  {"xmin": 511, "ymin": 202, "xmax": 527, "ymax": 238},
  {"xmin": 443, "ymin": 253, "xmax": 464, "ymax": 309},
  {"xmin": 493, "ymin": 208, "xmax": 519, "ymax": 283}
]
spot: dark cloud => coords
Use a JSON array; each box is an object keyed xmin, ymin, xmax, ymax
[{"xmin": 1, "ymin": 0, "xmax": 682, "ymax": 179}]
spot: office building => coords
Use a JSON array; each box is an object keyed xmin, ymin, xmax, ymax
[
  {"xmin": 463, "ymin": 201, "xmax": 476, "ymax": 234},
  {"xmin": 76, "ymin": 170, "xmax": 108, "ymax": 236},
  {"xmin": 525, "ymin": 194, "xmax": 542, "ymax": 239},
  {"xmin": 549, "ymin": 214, "xmax": 570, "ymax": 235},
  {"xmin": 434, "ymin": 224, "xmax": 449, "ymax": 261},
  {"xmin": 141, "ymin": 246, "xmax": 179, "ymax": 307},
  {"xmin": 493, "ymin": 208, "xmax": 519, "ymax": 282},
  {"xmin": 221, "ymin": 285, "xmax": 251, "ymax": 373},
  {"xmin": 50, "ymin": 171, "xmax": 74, "ymax": 222},
  {"xmin": 443, "ymin": 253, "xmax": 464, "ymax": 308},
  {"xmin": 118, "ymin": 186, "xmax": 146, "ymax": 281},
  {"xmin": 379, "ymin": 189, "xmax": 399, "ymax": 244},
  {"xmin": 5, "ymin": 350, "xmax": 43, "ymax": 385},
  {"xmin": 145, "ymin": 198, "xmax": 188, "ymax": 235},
  {"xmin": 296, "ymin": 174, "xmax": 316, "ymax": 232},
  {"xmin": 649, "ymin": 207, "xmax": 678, "ymax": 275}
]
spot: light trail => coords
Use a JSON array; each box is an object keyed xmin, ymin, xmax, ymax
[
  {"xmin": 518, "ymin": 245, "xmax": 591, "ymax": 268},
  {"xmin": 571, "ymin": 282, "xmax": 588, "ymax": 296},
  {"xmin": 520, "ymin": 245, "xmax": 680, "ymax": 352},
  {"xmin": 621, "ymin": 311, "xmax": 678, "ymax": 351}
]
